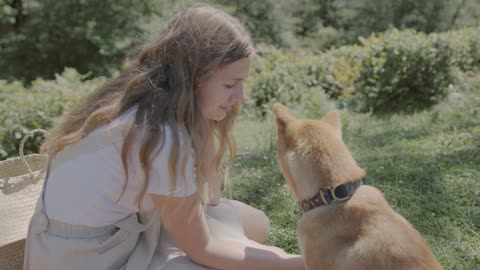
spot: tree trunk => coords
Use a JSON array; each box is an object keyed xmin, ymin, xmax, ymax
[{"xmin": 8, "ymin": 0, "xmax": 25, "ymax": 31}]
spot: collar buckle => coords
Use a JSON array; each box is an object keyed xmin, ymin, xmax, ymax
[
  {"xmin": 330, "ymin": 184, "xmax": 351, "ymax": 201},
  {"xmin": 299, "ymin": 179, "xmax": 363, "ymax": 212}
]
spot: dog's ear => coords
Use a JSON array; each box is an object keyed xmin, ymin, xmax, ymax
[
  {"xmin": 321, "ymin": 110, "xmax": 342, "ymax": 137},
  {"xmin": 273, "ymin": 103, "xmax": 296, "ymax": 133}
]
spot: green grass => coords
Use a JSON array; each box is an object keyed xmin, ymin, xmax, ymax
[{"xmin": 229, "ymin": 73, "xmax": 480, "ymax": 269}]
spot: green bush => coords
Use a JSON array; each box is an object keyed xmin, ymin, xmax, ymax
[
  {"xmin": 440, "ymin": 27, "xmax": 480, "ymax": 72},
  {"xmin": 305, "ymin": 45, "xmax": 365, "ymax": 103},
  {"xmin": 0, "ymin": 68, "xmax": 104, "ymax": 160},
  {"xmin": 243, "ymin": 46, "xmax": 320, "ymax": 117},
  {"xmin": 352, "ymin": 29, "xmax": 455, "ymax": 114},
  {"xmin": 244, "ymin": 27, "xmax": 480, "ymax": 116},
  {"xmin": 243, "ymin": 45, "xmax": 360, "ymax": 118},
  {"xmin": 246, "ymin": 27, "xmax": 480, "ymax": 116}
]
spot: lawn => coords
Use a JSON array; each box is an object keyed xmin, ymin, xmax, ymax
[{"xmin": 230, "ymin": 73, "xmax": 480, "ymax": 269}]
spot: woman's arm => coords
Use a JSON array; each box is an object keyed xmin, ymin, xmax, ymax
[{"xmin": 150, "ymin": 193, "xmax": 305, "ymax": 270}]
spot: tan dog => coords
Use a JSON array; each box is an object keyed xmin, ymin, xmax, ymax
[{"xmin": 273, "ymin": 103, "xmax": 443, "ymax": 270}]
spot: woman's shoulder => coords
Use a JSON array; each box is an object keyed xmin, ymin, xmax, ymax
[
  {"xmin": 93, "ymin": 105, "xmax": 185, "ymax": 145},
  {"xmin": 82, "ymin": 105, "xmax": 139, "ymax": 143}
]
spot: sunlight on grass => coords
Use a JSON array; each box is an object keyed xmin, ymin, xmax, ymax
[{"xmin": 233, "ymin": 117, "xmax": 276, "ymax": 154}]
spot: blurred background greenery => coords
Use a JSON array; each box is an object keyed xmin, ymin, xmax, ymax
[{"xmin": 1, "ymin": 0, "xmax": 479, "ymax": 82}]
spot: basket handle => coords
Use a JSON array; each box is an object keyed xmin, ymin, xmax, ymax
[{"xmin": 19, "ymin": 129, "xmax": 47, "ymax": 179}]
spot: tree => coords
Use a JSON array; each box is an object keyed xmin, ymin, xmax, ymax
[
  {"xmin": 0, "ymin": 0, "xmax": 157, "ymax": 82},
  {"xmin": 293, "ymin": 0, "xmax": 479, "ymax": 50}
]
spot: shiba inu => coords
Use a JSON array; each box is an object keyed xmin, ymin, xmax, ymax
[{"xmin": 273, "ymin": 103, "xmax": 443, "ymax": 270}]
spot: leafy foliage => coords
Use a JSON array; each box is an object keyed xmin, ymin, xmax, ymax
[
  {"xmin": 353, "ymin": 29, "xmax": 454, "ymax": 113},
  {"xmin": 243, "ymin": 46, "xmax": 324, "ymax": 117},
  {"xmin": 0, "ymin": 0, "xmax": 156, "ymax": 82},
  {"xmin": 293, "ymin": 0, "xmax": 480, "ymax": 50},
  {"xmin": 215, "ymin": 0, "xmax": 297, "ymax": 46},
  {"xmin": 0, "ymin": 68, "xmax": 104, "ymax": 159},
  {"xmin": 441, "ymin": 27, "xmax": 480, "ymax": 72},
  {"xmin": 245, "ymin": 27, "xmax": 480, "ymax": 115},
  {"xmin": 2, "ymin": 0, "xmax": 479, "ymax": 83},
  {"xmin": 3, "ymin": 27, "xmax": 480, "ymax": 159}
]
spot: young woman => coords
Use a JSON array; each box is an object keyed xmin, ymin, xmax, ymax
[{"xmin": 23, "ymin": 4, "xmax": 305, "ymax": 270}]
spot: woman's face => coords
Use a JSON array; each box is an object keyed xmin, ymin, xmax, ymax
[{"xmin": 196, "ymin": 57, "xmax": 251, "ymax": 121}]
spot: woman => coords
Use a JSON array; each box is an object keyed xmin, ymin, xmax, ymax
[{"xmin": 23, "ymin": 4, "xmax": 305, "ymax": 270}]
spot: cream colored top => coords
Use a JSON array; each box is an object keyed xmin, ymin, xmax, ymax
[{"xmin": 44, "ymin": 106, "xmax": 197, "ymax": 227}]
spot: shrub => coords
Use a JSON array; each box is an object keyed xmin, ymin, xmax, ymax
[
  {"xmin": 439, "ymin": 27, "xmax": 480, "ymax": 72},
  {"xmin": 243, "ymin": 46, "xmax": 318, "ymax": 117},
  {"xmin": 243, "ymin": 45, "xmax": 357, "ymax": 118},
  {"xmin": 234, "ymin": 27, "xmax": 479, "ymax": 116},
  {"xmin": 352, "ymin": 29, "xmax": 455, "ymax": 114},
  {"xmin": 305, "ymin": 45, "xmax": 365, "ymax": 103},
  {"xmin": 0, "ymin": 68, "xmax": 104, "ymax": 160}
]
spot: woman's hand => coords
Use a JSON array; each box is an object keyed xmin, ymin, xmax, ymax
[{"xmin": 150, "ymin": 193, "xmax": 305, "ymax": 270}]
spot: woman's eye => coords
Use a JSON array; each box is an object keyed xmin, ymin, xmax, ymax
[{"xmin": 225, "ymin": 84, "xmax": 235, "ymax": 89}]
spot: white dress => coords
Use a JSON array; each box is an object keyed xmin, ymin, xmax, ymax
[{"xmin": 23, "ymin": 108, "xmax": 250, "ymax": 270}]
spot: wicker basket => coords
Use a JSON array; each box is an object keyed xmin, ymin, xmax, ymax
[{"xmin": 0, "ymin": 129, "xmax": 47, "ymax": 270}]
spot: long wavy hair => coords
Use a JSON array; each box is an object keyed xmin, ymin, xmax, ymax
[{"xmin": 40, "ymin": 4, "xmax": 255, "ymax": 208}]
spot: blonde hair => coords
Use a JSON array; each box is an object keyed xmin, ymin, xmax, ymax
[{"xmin": 41, "ymin": 4, "xmax": 255, "ymax": 208}]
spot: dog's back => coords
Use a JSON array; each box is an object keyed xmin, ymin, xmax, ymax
[
  {"xmin": 272, "ymin": 103, "xmax": 443, "ymax": 270},
  {"xmin": 298, "ymin": 185, "xmax": 443, "ymax": 270}
]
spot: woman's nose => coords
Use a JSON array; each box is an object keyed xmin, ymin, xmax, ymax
[{"xmin": 233, "ymin": 84, "xmax": 245, "ymax": 103}]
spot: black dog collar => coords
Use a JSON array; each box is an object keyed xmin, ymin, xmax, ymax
[{"xmin": 299, "ymin": 179, "xmax": 363, "ymax": 212}]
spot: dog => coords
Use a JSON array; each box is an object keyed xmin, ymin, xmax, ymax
[{"xmin": 272, "ymin": 103, "xmax": 443, "ymax": 270}]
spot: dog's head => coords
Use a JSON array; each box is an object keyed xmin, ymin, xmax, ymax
[{"xmin": 273, "ymin": 103, "xmax": 365, "ymax": 202}]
